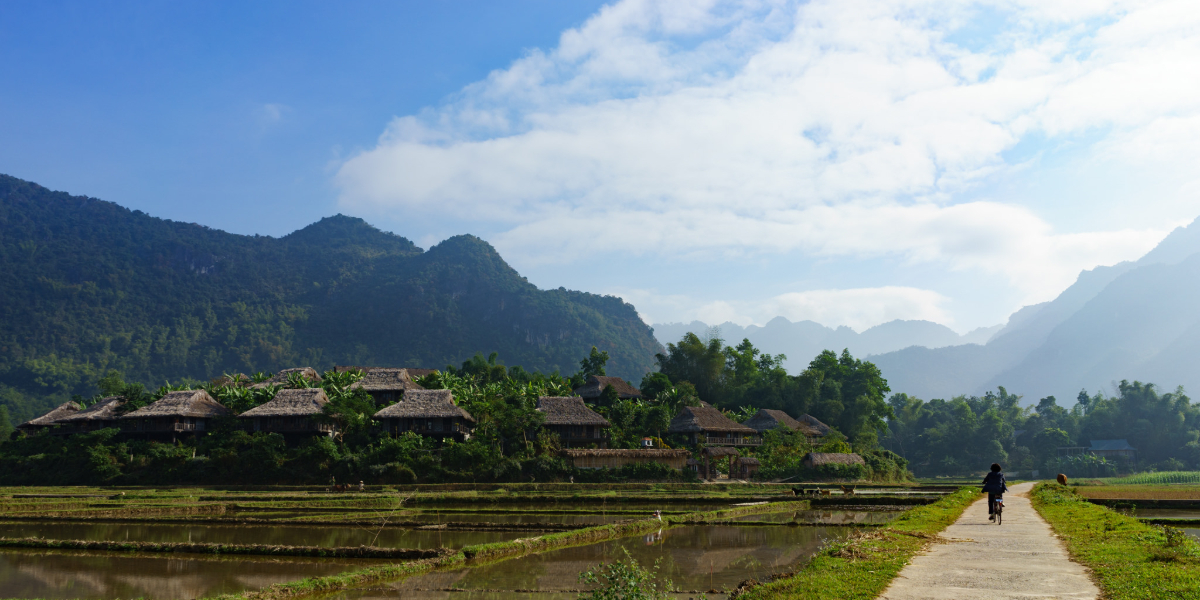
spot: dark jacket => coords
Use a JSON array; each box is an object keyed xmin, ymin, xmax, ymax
[{"xmin": 981, "ymin": 471, "xmax": 1007, "ymax": 494}]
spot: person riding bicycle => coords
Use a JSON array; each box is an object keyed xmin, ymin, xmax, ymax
[{"xmin": 981, "ymin": 463, "xmax": 1008, "ymax": 522}]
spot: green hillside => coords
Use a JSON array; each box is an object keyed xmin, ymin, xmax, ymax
[{"xmin": 0, "ymin": 175, "xmax": 661, "ymax": 423}]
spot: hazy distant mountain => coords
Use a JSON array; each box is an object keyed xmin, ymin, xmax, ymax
[
  {"xmin": 874, "ymin": 216, "xmax": 1200, "ymax": 404},
  {"xmin": 652, "ymin": 317, "xmax": 1002, "ymax": 373}
]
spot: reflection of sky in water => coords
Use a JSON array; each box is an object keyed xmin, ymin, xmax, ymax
[
  {"xmin": 0, "ymin": 550, "xmax": 377, "ymax": 600},
  {"xmin": 1124, "ymin": 509, "xmax": 1200, "ymax": 519},
  {"xmin": 335, "ymin": 525, "xmax": 849, "ymax": 600},
  {"xmin": 1185, "ymin": 528, "xmax": 1200, "ymax": 542},
  {"xmin": 0, "ymin": 522, "xmax": 521, "ymax": 549}
]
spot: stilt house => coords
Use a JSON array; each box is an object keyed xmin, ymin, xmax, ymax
[
  {"xmin": 16, "ymin": 401, "xmax": 81, "ymax": 435},
  {"xmin": 561, "ymin": 448, "xmax": 690, "ymax": 470},
  {"xmin": 249, "ymin": 367, "xmax": 323, "ymax": 389},
  {"xmin": 667, "ymin": 404, "xmax": 761, "ymax": 447},
  {"xmin": 53, "ymin": 396, "xmax": 125, "ymax": 435},
  {"xmin": 350, "ymin": 368, "xmax": 425, "ymax": 406},
  {"xmin": 572, "ymin": 376, "xmax": 643, "ymax": 401},
  {"xmin": 238, "ymin": 388, "xmax": 335, "ymax": 436},
  {"xmin": 536, "ymin": 396, "xmax": 611, "ymax": 448},
  {"xmin": 120, "ymin": 390, "xmax": 232, "ymax": 439},
  {"xmin": 743, "ymin": 409, "xmax": 828, "ymax": 444},
  {"xmin": 373, "ymin": 389, "xmax": 475, "ymax": 441}
]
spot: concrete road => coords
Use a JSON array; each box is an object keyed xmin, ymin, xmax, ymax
[{"xmin": 878, "ymin": 481, "xmax": 1099, "ymax": 600}]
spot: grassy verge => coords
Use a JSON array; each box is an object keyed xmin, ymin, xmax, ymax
[
  {"xmin": 1029, "ymin": 482, "xmax": 1200, "ymax": 600},
  {"xmin": 734, "ymin": 488, "xmax": 978, "ymax": 600}
]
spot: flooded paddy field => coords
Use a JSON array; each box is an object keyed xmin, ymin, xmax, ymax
[
  {"xmin": 0, "ymin": 521, "xmax": 525, "ymax": 549},
  {"xmin": 333, "ymin": 524, "xmax": 849, "ymax": 600},
  {"xmin": 730, "ymin": 508, "xmax": 901, "ymax": 525},
  {"xmin": 0, "ymin": 548, "xmax": 386, "ymax": 599}
]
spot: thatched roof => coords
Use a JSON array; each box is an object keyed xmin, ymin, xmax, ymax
[
  {"xmin": 239, "ymin": 388, "xmax": 329, "ymax": 418},
  {"xmin": 561, "ymin": 449, "xmax": 690, "ymax": 459},
  {"xmin": 803, "ymin": 452, "xmax": 865, "ymax": 467},
  {"xmin": 335, "ymin": 365, "xmax": 438, "ymax": 379},
  {"xmin": 57, "ymin": 396, "xmax": 125, "ymax": 423},
  {"xmin": 350, "ymin": 368, "xmax": 425, "ymax": 393},
  {"xmin": 18, "ymin": 401, "xmax": 82, "ymax": 429},
  {"xmin": 249, "ymin": 367, "xmax": 322, "ymax": 389},
  {"xmin": 735, "ymin": 456, "xmax": 761, "ymax": 466},
  {"xmin": 536, "ymin": 396, "xmax": 611, "ymax": 427},
  {"xmin": 373, "ymin": 390, "xmax": 475, "ymax": 422},
  {"xmin": 701, "ymin": 446, "xmax": 741, "ymax": 457},
  {"xmin": 573, "ymin": 376, "xmax": 642, "ymax": 399},
  {"xmin": 798, "ymin": 414, "xmax": 831, "ymax": 436},
  {"xmin": 743, "ymin": 409, "xmax": 826, "ymax": 437},
  {"xmin": 121, "ymin": 390, "xmax": 232, "ymax": 419},
  {"xmin": 667, "ymin": 405, "xmax": 758, "ymax": 434}
]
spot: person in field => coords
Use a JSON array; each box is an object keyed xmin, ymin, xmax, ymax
[{"xmin": 981, "ymin": 463, "xmax": 1008, "ymax": 521}]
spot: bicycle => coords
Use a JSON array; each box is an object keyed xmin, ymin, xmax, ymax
[{"xmin": 994, "ymin": 496, "xmax": 1004, "ymax": 525}]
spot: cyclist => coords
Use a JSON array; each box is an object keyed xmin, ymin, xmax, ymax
[{"xmin": 981, "ymin": 463, "xmax": 1008, "ymax": 522}]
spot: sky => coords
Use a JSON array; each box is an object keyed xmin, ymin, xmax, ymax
[{"xmin": 4, "ymin": 0, "xmax": 1200, "ymax": 334}]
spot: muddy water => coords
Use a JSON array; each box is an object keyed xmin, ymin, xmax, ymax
[
  {"xmin": 0, "ymin": 549, "xmax": 379, "ymax": 599},
  {"xmin": 1185, "ymin": 528, "xmax": 1200, "ymax": 541},
  {"xmin": 731, "ymin": 509, "xmax": 901, "ymax": 524},
  {"xmin": 0, "ymin": 522, "xmax": 522, "ymax": 549},
  {"xmin": 1129, "ymin": 509, "xmax": 1200, "ymax": 519},
  {"xmin": 334, "ymin": 525, "xmax": 849, "ymax": 600}
]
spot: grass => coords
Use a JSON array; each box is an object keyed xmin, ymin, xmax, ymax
[
  {"xmin": 733, "ymin": 487, "xmax": 979, "ymax": 600},
  {"xmin": 1106, "ymin": 472, "xmax": 1200, "ymax": 486},
  {"xmin": 1030, "ymin": 482, "xmax": 1200, "ymax": 600},
  {"xmin": 1072, "ymin": 484, "xmax": 1200, "ymax": 500}
]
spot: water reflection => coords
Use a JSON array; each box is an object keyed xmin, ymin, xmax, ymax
[
  {"xmin": 731, "ymin": 510, "xmax": 901, "ymax": 524},
  {"xmin": 335, "ymin": 525, "xmax": 848, "ymax": 600},
  {"xmin": 0, "ymin": 549, "xmax": 376, "ymax": 600},
  {"xmin": 0, "ymin": 522, "xmax": 522, "ymax": 549}
]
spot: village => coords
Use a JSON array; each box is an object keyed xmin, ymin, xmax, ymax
[{"xmin": 14, "ymin": 366, "xmax": 862, "ymax": 483}]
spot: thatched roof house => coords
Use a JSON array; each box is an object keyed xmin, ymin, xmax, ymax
[
  {"xmin": 373, "ymin": 389, "xmax": 474, "ymax": 440},
  {"xmin": 573, "ymin": 376, "xmax": 643, "ymax": 400},
  {"xmin": 249, "ymin": 367, "xmax": 323, "ymax": 389},
  {"xmin": 562, "ymin": 448, "xmax": 690, "ymax": 470},
  {"xmin": 743, "ymin": 409, "xmax": 828, "ymax": 442},
  {"xmin": 54, "ymin": 396, "xmax": 125, "ymax": 434},
  {"xmin": 335, "ymin": 365, "xmax": 438, "ymax": 379},
  {"xmin": 17, "ymin": 401, "xmax": 81, "ymax": 434},
  {"xmin": 537, "ymin": 396, "xmax": 611, "ymax": 448},
  {"xmin": 667, "ymin": 405, "xmax": 761, "ymax": 447},
  {"xmin": 121, "ymin": 390, "xmax": 232, "ymax": 437},
  {"xmin": 350, "ymin": 368, "xmax": 425, "ymax": 405},
  {"xmin": 801, "ymin": 452, "xmax": 866, "ymax": 468},
  {"xmin": 239, "ymin": 388, "xmax": 334, "ymax": 435}
]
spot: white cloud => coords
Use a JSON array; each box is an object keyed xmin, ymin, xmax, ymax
[{"xmin": 337, "ymin": 0, "xmax": 1197, "ymax": 324}]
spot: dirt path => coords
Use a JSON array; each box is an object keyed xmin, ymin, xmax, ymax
[{"xmin": 878, "ymin": 481, "xmax": 1099, "ymax": 599}]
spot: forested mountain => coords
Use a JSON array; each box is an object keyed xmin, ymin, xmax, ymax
[
  {"xmin": 652, "ymin": 317, "xmax": 1001, "ymax": 373},
  {"xmin": 0, "ymin": 175, "xmax": 660, "ymax": 423},
  {"xmin": 874, "ymin": 216, "xmax": 1200, "ymax": 403}
]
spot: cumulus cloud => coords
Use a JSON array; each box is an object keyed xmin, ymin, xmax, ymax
[{"xmin": 336, "ymin": 0, "xmax": 1196, "ymax": 323}]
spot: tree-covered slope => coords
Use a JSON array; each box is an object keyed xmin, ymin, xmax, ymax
[{"xmin": 0, "ymin": 175, "xmax": 660, "ymax": 421}]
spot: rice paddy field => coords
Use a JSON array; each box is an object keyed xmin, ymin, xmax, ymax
[{"xmin": 0, "ymin": 483, "xmax": 951, "ymax": 600}]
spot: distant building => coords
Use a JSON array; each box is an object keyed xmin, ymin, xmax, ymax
[
  {"xmin": 349, "ymin": 368, "xmax": 425, "ymax": 406},
  {"xmin": 573, "ymin": 376, "xmax": 643, "ymax": 401},
  {"xmin": 373, "ymin": 389, "xmax": 475, "ymax": 441},
  {"xmin": 667, "ymin": 404, "xmax": 761, "ymax": 447},
  {"xmin": 16, "ymin": 401, "xmax": 81, "ymax": 435},
  {"xmin": 53, "ymin": 396, "xmax": 125, "ymax": 435},
  {"xmin": 335, "ymin": 365, "xmax": 438, "ymax": 379},
  {"xmin": 249, "ymin": 367, "xmax": 323, "ymax": 389},
  {"xmin": 742, "ymin": 409, "xmax": 828, "ymax": 444},
  {"xmin": 238, "ymin": 388, "xmax": 335, "ymax": 437},
  {"xmin": 537, "ymin": 396, "xmax": 611, "ymax": 448},
  {"xmin": 561, "ymin": 448, "xmax": 690, "ymax": 470},
  {"xmin": 1089, "ymin": 439, "xmax": 1137, "ymax": 461},
  {"xmin": 801, "ymin": 452, "xmax": 866, "ymax": 469},
  {"xmin": 733, "ymin": 456, "xmax": 761, "ymax": 479},
  {"xmin": 120, "ymin": 390, "xmax": 232, "ymax": 440}
]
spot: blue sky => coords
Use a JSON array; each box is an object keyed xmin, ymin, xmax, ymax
[{"xmin": 4, "ymin": 0, "xmax": 1200, "ymax": 334}]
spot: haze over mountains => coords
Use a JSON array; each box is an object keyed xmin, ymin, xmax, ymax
[{"xmin": 656, "ymin": 216, "xmax": 1200, "ymax": 406}]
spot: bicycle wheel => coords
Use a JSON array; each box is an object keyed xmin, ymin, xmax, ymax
[{"xmin": 996, "ymin": 507, "xmax": 1002, "ymax": 525}]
